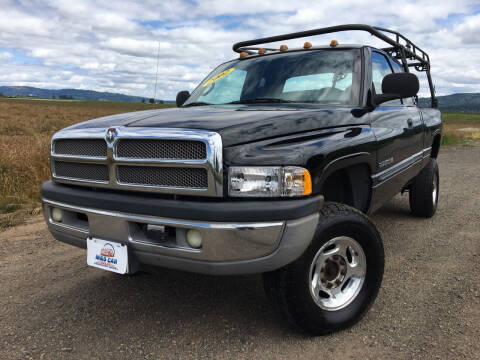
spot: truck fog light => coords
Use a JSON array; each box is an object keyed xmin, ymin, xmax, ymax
[
  {"xmin": 51, "ymin": 207, "xmax": 63, "ymax": 222},
  {"xmin": 186, "ymin": 230, "xmax": 202, "ymax": 249}
]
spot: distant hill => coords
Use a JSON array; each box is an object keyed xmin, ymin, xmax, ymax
[
  {"xmin": 0, "ymin": 85, "xmax": 478, "ymax": 111},
  {"xmin": 419, "ymin": 93, "xmax": 480, "ymax": 112},
  {"xmin": 0, "ymin": 85, "xmax": 174, "ymax": 104}
]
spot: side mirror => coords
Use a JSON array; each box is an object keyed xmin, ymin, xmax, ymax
[
  {"xmin": 374, "ymin": 73, "xmax": 419, "ymax": 106},
  {"xmin": 176, "ymin": 91, "xmax": 190, "ymax": 107}
]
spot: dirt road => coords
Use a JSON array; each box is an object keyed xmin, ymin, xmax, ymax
[{"xmin": 1, "ymin": 143, "xmax": 479, "ymax": 360}]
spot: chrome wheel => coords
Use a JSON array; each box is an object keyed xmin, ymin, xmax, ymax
[
  {"xmin": 432, "ymin": 172, "xmax": 438, "ymax": 206},
  {"xmin": 309, "ymin": 236, "xmax": 366, "ymax": 311}
]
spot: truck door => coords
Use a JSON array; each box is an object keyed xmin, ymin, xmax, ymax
[
  {"xmin": 388, "ymin": 56, "xmax": 424, "ymax": 156},
  {"xmin": 369, "ymin": 51, "xmax": 424, "ymax": 206}
]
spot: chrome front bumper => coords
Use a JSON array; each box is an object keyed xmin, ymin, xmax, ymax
[{"xmin": 42, "ymin": 198, "xmax": 320, "ymax": 275}]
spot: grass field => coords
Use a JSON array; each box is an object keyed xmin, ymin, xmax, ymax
[
  {"xmin": 441, "ymin": 112, "xmax": 480, "ymax": 145},
  {"xmin": 0, "ymin": 98, "xmax": 479, "ymax": 227},
  {"xmin": 0, "ymin": 98, "xmax": 173, "ymax": 227}
]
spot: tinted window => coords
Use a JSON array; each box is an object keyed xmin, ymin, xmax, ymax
[
  {"xmin": 388, "ymin": 56, "xmax": 415, "ymax": 105},
  {"xmin": 283, "ymin": 72, "xmax": 352, "ymax": 92},
  {"xmin": 283, "ymin": 73, "xmax": 333, "ymax": 92},
  {"xmin": 389, "ymin": 58, "xmax": 404, "ymax": 73},
  {"xmin": 371, "ymin": 52, "xmax": 401, "ymax": 105}
]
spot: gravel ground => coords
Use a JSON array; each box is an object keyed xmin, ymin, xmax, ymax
[{"xmin": 1, "ymin": 143, "xmax": 479, "ymax": 360}]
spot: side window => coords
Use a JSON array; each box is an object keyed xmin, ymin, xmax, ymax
[
  {"xmin": 390, "ymin": 58, "xmax": 415, "ymax": 106},
  {"xmin": 371, "ymin": 52, "xmax": 401, "ymax": 105},
  {"xmin": 389, "ymin": 57, "xmax": 415, "ymax": 106},
  {"xmin": 389, "ymin": 58, "xmax": 404, "ymax": 73}
]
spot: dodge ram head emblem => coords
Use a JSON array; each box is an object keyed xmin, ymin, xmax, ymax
[{"xmin": 106, "ymin": 128, "xmax": 116, "ymax": 142}]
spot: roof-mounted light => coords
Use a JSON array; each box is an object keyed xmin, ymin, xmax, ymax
[
  {"xmin": 330, "ymin": 39, "xmax": 339, "ymax": 47},
  {"xmin": 258, "ymin": 48, "xmax": 266, "ymax": 55},
  {"xmin": 239, "ymin": 51, "xmax": 249, "ymax": 58},
  {"xmin": 303, "ymin": 42, "xmax": 312, "ymax": 49},
  {"xmin": 280, "ymin": 44, "xmax": 288, "ymax": 51}
]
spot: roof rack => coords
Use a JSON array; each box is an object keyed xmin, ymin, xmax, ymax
[{"xmin": 233, "ymin": 24, "xmax": 437, "ymax": 108}]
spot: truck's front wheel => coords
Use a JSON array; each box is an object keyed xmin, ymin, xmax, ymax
[{"xmin": 263, "ymin": 202, "xmax": 384, "ymax": 335}]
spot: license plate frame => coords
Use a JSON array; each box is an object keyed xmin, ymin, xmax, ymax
[{"xmin": 87, "ymin": 238, "xmax": 129, "ymax": 274}]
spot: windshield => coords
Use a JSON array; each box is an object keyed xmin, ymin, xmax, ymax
[{"xmin": 184, "ymin": 49, "xmax": 361, "ymax": 106}]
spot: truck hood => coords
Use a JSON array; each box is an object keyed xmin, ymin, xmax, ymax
[{"xmin": 66, "ymin": 105, "xmax": 367, "ymax": 147}]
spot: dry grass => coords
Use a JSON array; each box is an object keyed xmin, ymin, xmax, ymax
[
  {"xmin": 0, "ymin": 98, "xmax": 173, "ymax": 227},
  {"xmin": 442, "ymin": 112, "xmax": 480, "ymax": 145}
]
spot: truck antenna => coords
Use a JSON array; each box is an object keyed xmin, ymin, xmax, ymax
[{"xmin": 153, "ymin": 40, "xmax": 161, "ymax": 106}]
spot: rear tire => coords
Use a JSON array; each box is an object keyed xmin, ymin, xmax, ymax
[
  {"xmin": 409, "ymin": 158, "xmax": 439, "ymax": 218},
  {"xmin": 263, "ymin": 202, "xmax": 384, "ymax": 335}
]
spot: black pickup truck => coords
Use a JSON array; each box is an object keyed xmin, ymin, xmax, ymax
[{"xmin": 42, "ymin": 24, "xmax": 442, "ymax": 335}]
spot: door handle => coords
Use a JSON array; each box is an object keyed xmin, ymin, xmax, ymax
[{"xmin": 407, "ymin": 118, "xmax": 413, "ymax": 128}]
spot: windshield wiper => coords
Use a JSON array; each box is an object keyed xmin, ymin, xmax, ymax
[
  {"xmin": 225, "ymin": 98, "xmax": 296, "ymax": 104},
  {"xmin": 182, "ymin": 101, "xmax": 212, "ymax": 107}
]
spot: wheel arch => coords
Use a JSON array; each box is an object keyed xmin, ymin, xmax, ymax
[{"xmin": 312, "ymin": 153, "xmax": 374, "ymax": 213}]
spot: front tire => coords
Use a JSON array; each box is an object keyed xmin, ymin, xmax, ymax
[
  {"xmin": 409, "ymin": 158, "xmax": 439, "ymax": 218},
  {"xmin": 263, "ymin": 202, "xmax": 384, "ymax": 335}
]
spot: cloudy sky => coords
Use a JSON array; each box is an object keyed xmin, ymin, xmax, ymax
[{"xmin": 0, "ymin": 0, "xmax": 479, "ymax": 100}]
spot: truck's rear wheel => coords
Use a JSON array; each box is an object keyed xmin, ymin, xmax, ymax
[
  {"xmin": 263, "ymin": 202, "xmax": 384, "ymax": 335},
  {"xmin": 409, "ymin": 158, "xmax": 439, "ymax": 218}
]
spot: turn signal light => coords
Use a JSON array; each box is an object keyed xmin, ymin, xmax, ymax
[{"xmin": 303, "ymin": 169, "xmax": 312, "ymax": 195}]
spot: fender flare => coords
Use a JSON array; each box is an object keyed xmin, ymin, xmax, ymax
[{"xmin": 315, "ymin": 152, "xmax": 374, "ymax": 189}]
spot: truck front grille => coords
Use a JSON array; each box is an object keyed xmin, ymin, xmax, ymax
[
  {"xmin": 117, "ymin": 166, "xmax": 208, "ymax": 188},
  {"xmin": 54, "ymin": 139, "xmax": 107, "ymax": 157},
  {"xmin": 116, "ymin": 139, "xmax": 206, "ymax": 160},
  {"xmin": 53, "ymin": 161, "xmax": 109, "ymax": 182},
  {"xmin": 50, "ymin": 128, "xmax": 223, "ymax": 196}
]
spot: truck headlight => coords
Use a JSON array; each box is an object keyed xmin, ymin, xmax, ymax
[{"xmin": 228, "ymin": 166, "xmax": 312, "ymax": 197}]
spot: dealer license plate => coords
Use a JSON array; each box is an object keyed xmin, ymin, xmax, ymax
[{"xmin": 87, "ymin": 238, "xmax": 129, "ymax": 274}]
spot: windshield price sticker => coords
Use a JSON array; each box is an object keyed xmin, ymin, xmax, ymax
[{"xmin": 202, "ymin": 67, "xmax": 235, "ymax": 87}]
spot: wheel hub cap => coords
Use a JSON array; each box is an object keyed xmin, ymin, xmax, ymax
[
  {"xmin": 321, "ymin": 255, "xmax": 347, "ymax": 287},
  {"xmin": 309, "ymin": 236, "xmax": 366, "ymax": 311}
]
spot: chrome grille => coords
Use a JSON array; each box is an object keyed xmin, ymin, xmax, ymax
[
  {"xmin": 54, "ymin": 139, "xmax": 107, "ymax": 157},
  {"xmin": 54, "ymin": 161, "xmax": 109, "ymax": 182},
  {"xmin": 117, "ymin": 166, "xmax": 208, "ymax": 188},
  {"xmin": 50, "ymin": 127, "xmax": 223, "ymax": 196},
  {"xmin": 117, "ymin": 139, "xmax": 206, "ymax": 160}
]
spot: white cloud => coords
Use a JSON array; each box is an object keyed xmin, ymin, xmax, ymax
[
  {"xmin": 455, "ymin": 13, "xmax": 480, "ymax": 44},
  {"xmin": 0, "ymin": 52, "xmax": 13, "ymax": 60},
  {"xmin": 101, "ymin": 38, "xmax": 159, "ymax": 58},
  {"xmin": 0, "ymin": 0, "xmax": 479, "ymax": 99},
  {"xmin": 0, "ymin": 8, "xmax": 53, "ymax": 37}
]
